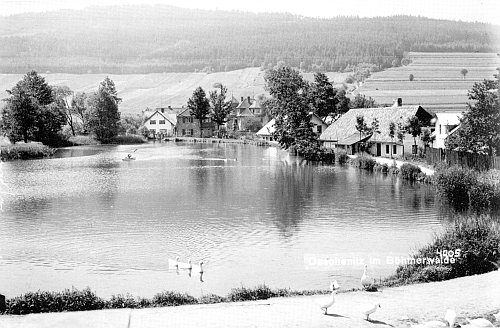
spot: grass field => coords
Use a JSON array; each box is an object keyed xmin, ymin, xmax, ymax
[
  {"xmin": 357, "ymin": 52, "xmax": 500, "ymax": 112},
  {"xmin": 0, "ymin": 69, "xmax": 349, "ymax": 115}
]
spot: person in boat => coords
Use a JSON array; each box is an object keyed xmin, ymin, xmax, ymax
[{"xmin": 127, "ymin": 154, "xmax": 132, "ymax": 159}]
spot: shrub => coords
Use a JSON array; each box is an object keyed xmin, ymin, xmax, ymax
[
  {"xmin": 198, "ymin": 294, "xmax": 227, "ymax": 304},
  {"xmin": 409, "ymin": 74, "xmax": 414, "ymax": 81},
  {"xmin": 110, "ymin": 134, "xmax": 146, "ymax": 145},
  {"xmin": 68, "ymin": 135, "xmax": 99, "ymax": 145},
  {"xmin": 106, "ymin": 294, "xmax": 138, "ymax": 309},
  {"xmin": 5, "ymin": 288, "xmax": 105, "ymax": 315},
  {"xmin": 399, "ymin": 163, "xmax": 421, "ymax": 181},
  {"xmin": 152, "ymin": 291, "xmax": 197, "ymax": 307},
  {"xmin": 351, "ymin": 152, "xmax": 375, "ymax": 170},
  {"xmin": 382, "ymin": 216, "xmax": 500, "ymax": 285},
  {"xmin": 469, "ymin": 181, "xmax": 500, "ymax": 211},
  {"xmin": 0, "ymin": 143, "xmax": 55, "ymax": 160},
  {"xmin": 226, "ymin": 285, "xmax": 275, "ymax": 302},
  {"xmin": 335, "ymin": 149, "xmax": 350, "ymax": 165},
  {"xmin": 434, "ymin": 165, "xmax": 478, "ymax": 208},
  {"xmin": 374, "ymin": 163, "xmax": 389, "ymax": 173}
]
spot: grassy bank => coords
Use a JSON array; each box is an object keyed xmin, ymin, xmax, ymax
[
  {"xmin": 0, "ymin": 143, "xmax": 55, "ymax": 160},
  {"xmin": 1, "ymin": 285, "xmax": 332, "ymax": 315},
  {"xmin": 379, "ymin": 215, "xmax": 500, "ymax": 287}
]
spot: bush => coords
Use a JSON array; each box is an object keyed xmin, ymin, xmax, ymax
[
  {"xmin": 434, "ymin": 165, "xmax": 478, "ymax": 208},
  {"xmin": 374, "ymin": 163, "xmax": 389, "ymax": 173},
  {"xmin": 0, "ymin": 143, "xmax": 55, "ymax": 160},
  {"xmin": 198, "ymin": 294, "xmax": 227, "ymax": 304},
  {"xmin": 351, "ymin": 152, "xmax": 376, "ymax": 170},
  {"xmin": 382, "ymin": 216, "xmax": 500, "ymax": 286},
  {"xmin": 399, "ymin": 163, "xmax": 421, "ymax": 181},
  {"xmin": 110, "ymin": 134, "xmax": 147, "ymax": 145},
  {"xmin": 106, "ymin": 294, "xmax": 138, "ymax": 309},
  {"xmin": 335, "ymin": 149, "xmax": 350, "ymax": 165},
  {"xmin": 152, "ymin": 291, "xmax": 197, "ymax": 307},
  {"xmin": 5, "ymin": 288, "xmax": 105, "ymax": 315},
  {"xmin": 227, "ymin": 285, "xmax": 275, "ymax": 302},
  {"xmin": 68, "ymin": 135, "xmax": 99, "ymax": 145},
  {"xmin": 469, "ymin": 180, "xmax": 500, "ymax": 211}
]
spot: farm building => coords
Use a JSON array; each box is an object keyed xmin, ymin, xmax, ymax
[
  {"xmin": 320, "ymin": 101, "xmax": 433, "ymax": 157},
  {"xmin": 432, "ymin": 112, "xmax": 462, "ymax": 149},
  {"xmin": 143, "ymin": 107, "xmax": 178, "ymax": 138},
  {"xmin": 257, "ymin": 113, "xmax": 327, "ymax": 142}
]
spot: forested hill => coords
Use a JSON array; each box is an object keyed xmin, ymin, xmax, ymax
[{"xmin": 1, "ymin": 5, "xmax": 499, "ymax": 74}]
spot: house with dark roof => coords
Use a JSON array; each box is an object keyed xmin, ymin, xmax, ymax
[
  {"xmin": 319, "ymin": 102, "xmax": 433, "ymax": 157},
  {"xmin": 176, "ymin": 107, "xmax": 216, "ymax": 137},
  {"xmin": 257, "ymin": 113, "xmax": 328, "ymax": 142}
]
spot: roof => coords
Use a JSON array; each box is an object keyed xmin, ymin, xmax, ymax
[
  {"xmin": 319, "ymin": 105, "xmax": 433, "ymax": 143},
  {"xmin": 237, "ymin": 108, "xmax": 255, "ymax": 117},
  {"xmin": 435, "ymin": 112, "xmax": 461, "ymax": 126},
  {"xmin": 256, "ymin": 119, "xmax": 275, "ymax": 136},
  {"xmin": 144, "ymin": 110, "xmax": 176, "ymax": 125},
  {"xmin": 236, "ymin": 98, "xmax": 252, "ymax": 110},
  {"xmin": 249, "ymin": 101, "xmax": 261, "ymax": 109},
  {"xmin": 338, "ymin": 133, "xmax": 371, "ymax": 146}
]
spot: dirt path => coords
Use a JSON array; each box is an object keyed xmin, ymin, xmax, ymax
[{"xmin": 1, "ymin": 270, "xmax": 499, "ymax": 328}]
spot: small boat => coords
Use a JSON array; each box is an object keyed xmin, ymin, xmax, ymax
[{"xmin": 122, "ymin": 155, "xmax": 136, "ymax": 161}]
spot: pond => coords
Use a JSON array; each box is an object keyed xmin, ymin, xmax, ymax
[{"xmin": 0, "ymin": 142, "xmax": 451, "ymax": 299}]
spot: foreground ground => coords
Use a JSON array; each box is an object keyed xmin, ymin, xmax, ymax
[{"xmin": 1, "ymin": 270, "xmax": 499, "ymax": 328}]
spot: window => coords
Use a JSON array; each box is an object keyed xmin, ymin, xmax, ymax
[
  {"xmin": 393, "ymin": 145, "xmax": 397, "ymax": 154},
  {"xmin": 182, "ymin": 129, "xmax": 186, "ymax": 135},
  {"xmin": 159, "ymin": 120, "xmax": 165, "ymax": 124},
  {"xmin": 190, "ymin": 129, "xmax": 194, "ymax": 136},
  {"xmin": 386, "ymin": 145, "xmax": 389, "ymax": 154},
  {"xmin": 150, "ymin": 120, "xmax": 156, "ymax": 125},
  {"xmin": 317, "ymin": 126, "xmax": 322, "ymax": 134},
  {"xmin": 183, "ymin": 118, "xmax": 186, "ymax": 124}
]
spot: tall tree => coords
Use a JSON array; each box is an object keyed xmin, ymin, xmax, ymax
[
  {"xmin": 209, "ymin": 85, "xmax": 232, "ymax": 137},
  {"xmin": 334, "ymin": 89, "xmax": 350, "ymax": 117},
  {"xmin": 446, "ymin": 78, "xmax": 500, "ymax": 155},
  {"xmin": 52, "ymin": 85, "xmax": 76, "ymax": 136},
  {"xmin": 87, "ymin": 78, "xmax": 121, "ymax": 142},
  {"xmin": 405, "ymin": 115, "xmax": 422, "ymax": 153},
  {"xmin": 264, "ymin": 66, "xmax": 316, "ymax": 150},
  {"xmin": 388, "ymin": 121, "xmax": 396, "ymax": 158},
  {"xmin": 461, "ymin": 69, "xmax": 468, "ymax": 80},
  {"xmin": 99, "ymin": 76, "xmax": 122, "ymax": 105},
  {"xmin": 0, "ymin": 70, "xmax": 65, "ymax": 144},
  {"xmin": 187, "ymin": 86, "xmax": 210, "ymax": 138},
  {"xmin": 310, "ymin": 72, "xmax": 336, "ymax": 119}
]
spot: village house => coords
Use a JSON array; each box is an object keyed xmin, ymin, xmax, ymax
[
  {"xmin": 432, "ymin": 112, "xmax": 462, "ymax": 149},
  {"xmin": 319, "ymin": 99, "xmax": 433, "ymax": 157},
  {"xmin": 225, "ymin": 96, "xmax": 270, "ymax": 132},
  {"xmin": 256, "ymin": 112, "xmax": 328, "ymax": 142},
  {"xmin": 176, "ymin": 107, "xmax": 216, "ymax": 137},
  {"xmin": 143, "ymin": 107, "xmax": 179, "ymax": 138}
]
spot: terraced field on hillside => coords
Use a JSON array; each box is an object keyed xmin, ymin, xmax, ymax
[
  {"xmin": 0, "ymin": 69, "xmax": 350, "ymax": 115},
  {"xmin": 357, "ymin": 52, "xmax": 500, "ymax": 112}
]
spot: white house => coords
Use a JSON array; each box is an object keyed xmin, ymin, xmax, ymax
[
  {"xmin": 433, "ymin": 112, "xmax": 462, "ymax": 149},
  {"xmin": 256, "ymin": 113, "xmax": 328, "ymax": 142},
  {"xmin": 144, "ymin": 109, "xmax": 177, "ymax": 137}
]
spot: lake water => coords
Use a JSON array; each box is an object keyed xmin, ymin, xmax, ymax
[{"xmin": 0, "ymin": 142, "xmax": 451, "ymax": 299}]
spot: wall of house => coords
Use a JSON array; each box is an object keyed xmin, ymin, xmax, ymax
[
  {"xmin": 177, "ymin": 117, "xmax": 214, "ymax": 137},
  {"xmin": 144, "ymin": 113, "xmax": 175, "ymax": 136},
  {"xmin": 434, "ymin": 121, "xmax": 459, "ymax": 149}
]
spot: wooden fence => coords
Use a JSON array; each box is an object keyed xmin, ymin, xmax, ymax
[{"xmin": 425, "ymin": 147, "xmax": 500, "ymax": 171}]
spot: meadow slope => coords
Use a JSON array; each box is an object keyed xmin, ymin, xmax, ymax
[
  {"xmin": 0, "ymin": 69, "xmax": 349, "ymax": 115},
  {"xmin": 356, "ymin": 52, "xmax": 500, "ymax": 112}
]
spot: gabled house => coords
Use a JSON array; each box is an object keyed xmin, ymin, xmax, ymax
[
  {"xmin": 256, "ymin": 113, "xmax": 328, "ymax": 142},
  {"xmin": 433, "ymin": 112, "xmax": 461, "ymax": 149},
  {"xmin": 320, "ymin": 103, "xmax": 433, "ymax": 157},
  {"xmin": 143, "ymin": 108, "xmax": 178, "ymax": 138},
  {"xmin": 176, "ymin": 107, "xmax": 216, "ymax": 137}
]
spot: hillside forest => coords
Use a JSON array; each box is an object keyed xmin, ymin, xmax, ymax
[{"xmin": 0, "ymin": 5, "xmax": 499, "ymax": 74}]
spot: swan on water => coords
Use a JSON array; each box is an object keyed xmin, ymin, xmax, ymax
[
  {"xmin": 360, "ymin": 303, "xmax": 380, "ymax": 321},
  {"xmin": 168, "ymin": 256, "xmax": 179, "ymax": 267},
  {"xmin": 465, "ymin": 317, "xmax": 494, "ymax": 327},
  {"xmin": 316, "ymin": 280, "xmax": 339, "ymax": 314},
  {"xmin": 410, "ymin": 309, "xmax": 456, "ymax": 328},
  {"xmin": 361, "ymin": 264, "xmax": 375, "ymax": 290}
]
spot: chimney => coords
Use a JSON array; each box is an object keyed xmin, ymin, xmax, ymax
[
  {"xmin": 161, "ymin": 108, "xmax": 165, "ymax": 113},
  {"xmin": 241, "ymin": 97, "xmax": 244, "ymax": 102},
  {"xmin": 397, "ymin": 98, "xmax": 402, "ymax": 106},
  {"xmin": 247, "ymin": 96, "xmax": 251, "ymax": 104},
  {"xmin": 168, "ymin": 105, "xmax": 172, "ymax": 110}
]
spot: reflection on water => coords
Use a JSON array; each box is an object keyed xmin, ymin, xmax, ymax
[{"xmin": 0, "ymin": 142, "xmax": 452, "ymax": 298}]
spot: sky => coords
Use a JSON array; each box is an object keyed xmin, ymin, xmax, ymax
[{"xmin": 0, "ymin": 0, "xmax": 499, "ymax": 24}]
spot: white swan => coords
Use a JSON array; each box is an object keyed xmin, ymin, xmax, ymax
[
  {"xmin": 361, "ymin": 264, "xmax": 375, "ymax": 289},
  {"xmin": 168, "ymin": 256, "xmax": 179, "ymax": 268},
  {"xmin": 317, "ymin": 280, "xmax": 340, "ymax": 314},
  {"xmin": 191, "ymin": 260, "xmax": 204, "ymax": 273},
  {"xmin": 410, "ymin": 309, "xmax": 456, "ymax": 327},
  {"xmin": 177, "ymin": 258, "xmax": 192, "ymax": 269},
  {"xmin": 465, "ymin": 317, "xmax": 494, "ymax": 327},
  {"xmin": 360, "ymin": 303, "xmax": 380, "ymax": 321}
]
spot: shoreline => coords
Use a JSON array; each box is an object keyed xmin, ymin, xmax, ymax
[{"xmin": 1, "ymin": 270, "xmax": 499, "ymax": 327}]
